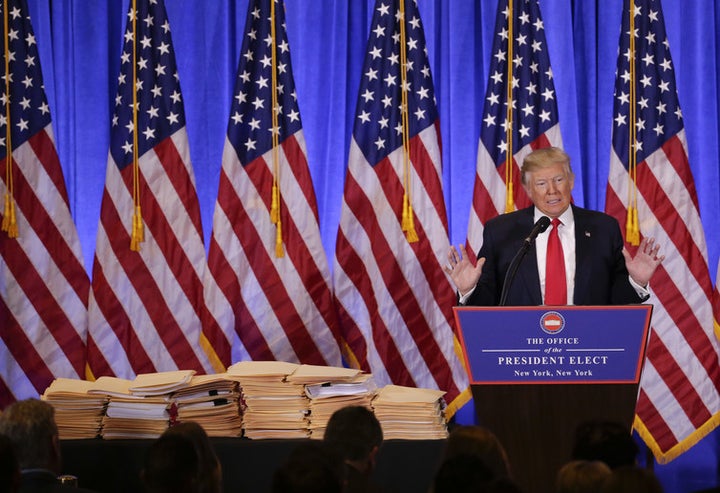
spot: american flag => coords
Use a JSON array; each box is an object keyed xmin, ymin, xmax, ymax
[
  {"xmin": 202, "ymin": 0, "xmax": 342, "ymax": 367},
  {"xmin": 715, "ymin": 262, "xmax": 720, "ymax": 341},
  {"xmin": 86, "ymin": 0, "xmax": 216, "ymax": 379},
  {"xmin": 333, "ymin": 0, "xmax": 468, "ymax": 414},
  {"xmin": 606, "ymin": 0, "xmax": 720, "ymax": 462},
  {"xmin": 467, "ymin": 0, "xmax": 562, "ymax": 256},
  {"xmin": 0, "ymin": 0, "xmax": 90, "ymax": 406}
]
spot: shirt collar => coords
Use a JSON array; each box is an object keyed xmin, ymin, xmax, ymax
[{"xmin": 533, "ymin": 206, "xmax": 574, "ymax": 229}]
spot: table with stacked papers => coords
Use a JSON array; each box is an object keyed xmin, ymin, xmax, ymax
[{"xmin": 60, "ymin": 437, "xmax": 447, "ymax": 493}]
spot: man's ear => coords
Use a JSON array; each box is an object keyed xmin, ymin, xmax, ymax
[
  {"xmin": 50, "ymin": 433, "xmax": 62, "ymax": 473},
  {"xmin": 368, "ymin": 445, "xmax": 380, "ymax": 467}
]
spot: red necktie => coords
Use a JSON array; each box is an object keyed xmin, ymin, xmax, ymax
[{"xmin": 545, "ymin": 218, "xmax": 566, "ymax": 305}]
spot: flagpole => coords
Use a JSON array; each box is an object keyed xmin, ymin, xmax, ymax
[
  {"xmin": 269, "ymin": 0, "xmax": 284, "ymax": 257},
  {"xmin": 626, "ymin": 0, "xmax": 640, "ymax": 246},
  {"xmin": 504, "ymin": 0, "xmax": 515, "ymax": 214},
  {"xmin": 2, "ymin": 0, "xmax": 17, "ymax": 238},
  {"xmin": 130, "ymin": 0, "xmax": 144, "ymax": 251},
  {"xmin": 399, "ymin": 0, "xmax": 418, "ymax": 242}
]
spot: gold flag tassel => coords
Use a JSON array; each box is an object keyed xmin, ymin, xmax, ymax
[
  {"xmin": 625, "ymin": 0, "xmax": 640, "ymax": 246},
  {"xmin": 401, "ymin": 193, "xmax": 418, "ymax": 243},
  {"xmin": 504, "ymin": 0, "xmax": 515, "ymax": 214},
  {"xmin": 2, "ymin": 0, "xmax": 17, "ymax": 238},
  {"xmin": 2, "ymin": 193, "xmax": 18, "ymax": 238},
  {"xmin": 1, "ymin": 193, "xmax": 10, "ymax": 231},
  {"xmin": 398, "ymin": 0, "xmax": 418, "ymax": 243},
  {"xmin": 269, "ymin": 0, "xmax": 284, "ymax": 257},
  {"xmin": 625, "ymin": 206, "xmax": 639, "ymax": 245},
  {"xmin": 270, "ymin": 182, "xmax": 280, "ymax": 224},
  {"xmin": 129, "ymin": 0, "xmax": 144, "ymax": 251}
]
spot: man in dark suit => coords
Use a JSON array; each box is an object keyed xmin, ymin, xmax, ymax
[
  {"xmin": 446, "ymin": 147, "xmax": 663, "ymax": 306},
  {"xmin": 0, "ymin": 399, "xmax": 97, "ymax": 493}
]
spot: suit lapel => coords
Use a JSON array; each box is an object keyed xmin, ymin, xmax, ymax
[
  {"xmin": 573, "ymin": 205, "xmax": 594, "ymax": 304},
  {"xmin": 514, "ymin": 208, "xmax": 543, "ymax": 305}
]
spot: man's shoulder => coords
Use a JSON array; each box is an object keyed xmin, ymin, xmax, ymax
[
  {"xmin": 485, "ymin": 207, "xmax": 533, "ymax": 228},
  {"xmin": 572, "ymin": 205, "xmax": 619, "ymax": 227}
]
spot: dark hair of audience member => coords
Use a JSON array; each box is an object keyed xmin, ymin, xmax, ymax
[
  {"xmin": 141, "ymin": 432, "xmax": 200, "ymax": 493},
  {"xmin": 556, "ymin": 460, "xmax": 612, "ymax": 493},
  {"xmin": 442, "ymin": 425, "xmax": 512, "ymax": 479},
  {"xmin": 272, "ymin": 441, "xmax": 344, "ymax": 493},
  {"xmin": 0, "ymin": 399, "xmax": 60, "ymax": 473},
  {"xmin": 599, "ymin": 465, "xmax": 664, "ymax": 493},
  {"xmin": 0, "ymin": 434, "xmax": 21, "ymax": 493},
  {"xmin": 572, "ymin": 420, "xmax": 638, "ymax": 469},
  {"xmin": 486, "ymin": 476, "xmax": 524, "ymax": 493},
  {"xmin": 323, "ymin": 405, "xmax": 386, "ymax": 492},
  {"xmin": 323, "ymin": 406, "xmax": 383, "ymax": 465},
  {"xmin": 433, "ymin": 453, "xmax": 495, "ymax": 493},
  {"xmin": 164, "ymin": 422, "xmax": 221, "ymax": 493}
]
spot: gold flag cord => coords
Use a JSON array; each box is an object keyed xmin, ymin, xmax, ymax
[
  {"xmin": 398, "ymin": 0, "xmax": 418, "ymax": 242},
  {"xmin": 626, "ymin": 0, "xmax": 640, "ymax": 245},
  {"xmin": 2, "ymin": 0, "xmax": 17, "ymax": 238},
  {"xmin": 130, "ymin": 0, "xmax": 144, "ymax": 251},
  {"xmin": 504, "ymin": 0, "xmax": 515, "ymax": 214},
  {"xmin": 269, "ymin": 0, "xmax": 284, "ymax": 257}
]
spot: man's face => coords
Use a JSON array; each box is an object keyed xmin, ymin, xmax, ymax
[{"xmin": 523, "ymin": 161, "xmax": 574, "ymax": 218}]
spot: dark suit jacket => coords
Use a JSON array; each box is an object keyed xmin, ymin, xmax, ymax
[
  {"xmin": 464, "ymin": 205, "xmax": 643, "ymax": 306},
  {"xmin": 19, "ymin": 470, "xmax": 98, "ymax": 493}
]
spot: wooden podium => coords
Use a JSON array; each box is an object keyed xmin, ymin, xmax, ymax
[{"xmin": 453, "ymin": 306, "xmax": 652, "ymax": 493}]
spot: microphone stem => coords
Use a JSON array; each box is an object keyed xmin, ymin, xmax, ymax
[{"xmin": 499, "ymin": 241, "xmax": 531, "ymax": 306}]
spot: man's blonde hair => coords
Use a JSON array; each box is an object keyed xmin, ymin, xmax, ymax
[{"xmin": 521, "ymin": 147, "xmax": 574, "ymax": 185}]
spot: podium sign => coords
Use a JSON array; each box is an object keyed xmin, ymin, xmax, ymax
[{"xmin": 453, "ymin": 305, "xmax": 652, "ymax": 385}]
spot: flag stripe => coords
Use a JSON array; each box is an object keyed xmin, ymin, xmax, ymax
[
  {"xmin": 0, "ymin": 374, "xmax": 16, "ymax": 408},
  {"xmin": 94, "ymin": 178, "xmax": 206, "ymax": 372},
  {"xmin": 212, "ymin": 150, "xmax": 337, "ymax": 364},
  {"xmin": 1, "ymin": 237, "xmax": 84, "ymax": 374},
  {"xmin": 152, "ymin": 137, "xmax": 205, "ymax": 238},
  {"xmin": 206, "ymin": 205, "xmax": 273, "ymax": 360},
  {"xmin": 89, "ymin": 259, "xmax": 154, "ymax": 374},
  {"xmin": 344, "ymin": 161, "xmax": 452, "ymax": 391},
  {"xmin": 335, "ymin": 201, "xmax": 427, "ymax": 388},
  {"xmin": 636, "ymin": 388, "xmax": 678, "ymax": 452},
  {"xmin": 0, "ymin": 296, "xmax": 60, "ymax": 395},
  {"xmin": 26, "ymin": 129, "xmax": 71, "ymax": 209}
]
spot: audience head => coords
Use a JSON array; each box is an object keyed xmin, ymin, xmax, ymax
[
  {"xmin": 433, "ymin": 453, "xmax": 495, "ymax": 493},
  {"xmin": 0, "ymin": 434, "xmax": 21, "ymax": 493},
  {"xmin": 165, "ymin": 422, "xmax": 221, "ymax": 493},
  {"xmin": 323, "ymin": 405, "xmax": 383, "ymax": 474},
  {"xmin": 556, "ymin": 460, "xmax": 612, "ymax": 493},
  {"xmin": 572, "ymin": 420, "xmax": 638, "ymax": 469},
  {"xmin": 0, "ymin": 398, "xmax": 61, "ymax": 474},
  {"xmin": 443, "ymin": 425, "xmax": 511, "ymax": 479},
  {"xmin": 599, "ymin": 465, "xmax": 664, "ymax": 493},
  {"xmin": 271, "ymin": 441, "xmax": 343, "ymax": 493},
  {"xmin": 142, "ymin": 431, "xmax": 200, "ymax": 493},
  {"xmin": 486, "ymin": 477, "xmax": 525, "ymax": 493}
]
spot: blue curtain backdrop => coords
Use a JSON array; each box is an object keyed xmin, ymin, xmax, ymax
[{"xmin": 23, "ymin": 0, "xmax": 720, "ymax": 490}]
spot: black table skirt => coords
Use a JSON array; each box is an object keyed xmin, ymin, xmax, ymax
[{"xmin": 60, "ymin": 437, "xmax": 447, "ymax": 493}]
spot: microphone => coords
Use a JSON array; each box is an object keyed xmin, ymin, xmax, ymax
[
  {"xmin": 523, "ymin": 216, "xmax": 551, "ymax": 245},
  {"xmin": 499, "ymin": 216, "xmax": 552, "ymax": 306}
]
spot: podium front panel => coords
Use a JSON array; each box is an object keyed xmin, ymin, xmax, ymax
[{"xmin": 454, "ymin": 305, "xmax": 652, "ymax": 385}]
